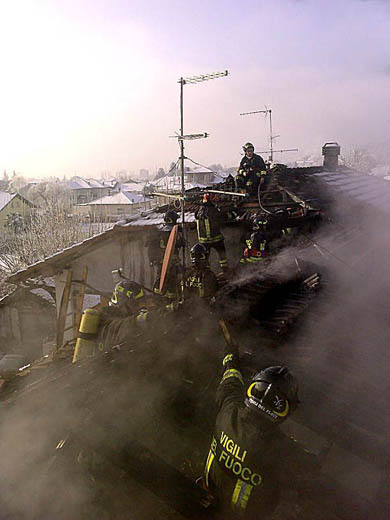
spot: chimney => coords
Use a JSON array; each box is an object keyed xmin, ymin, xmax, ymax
[{"xmin": 322, "ymin": 142, "xmax": 341, "ymax": 171}]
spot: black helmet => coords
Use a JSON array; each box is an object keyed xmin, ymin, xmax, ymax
[
  {"xmin": 252, "ymin": 215, "xmax": 268, "ymax": 231},
  {"xmin": 190, "ymin": 243, "xmax": 209, "ymax": 265},
  {"xmin": 110, "ymin": 280, "xmax": 145, "ymax": 307},
  {"xmin": 164, "ymin": 210, "xmax": 179, "ymax": 225},
  {"xmin": 245, "ymin": 366, "xmax": 299, "ymax": 424},
  {"xmin": 243, "ymin": 142, "xmax": 255, "ymax": 153}
]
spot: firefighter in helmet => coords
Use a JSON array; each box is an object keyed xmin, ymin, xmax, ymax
[
  {"xmin": 150, "ymin": 209, "xmax": 184, "ymax": 302},
  {"xmin": 202, "ymin": 337, "xmax": 299, "ymax": 518},
  {"xmin": 195, "ymin": 193, "xmax": 228, "ymax": 272},
  {"xmin": 240, "ymin": 215, "xmax": 270, "ymax": 264},
  {"xmin": 73, "ymin": 280, "xmax": 149, "ymax": 362},
  {"xmin": 184, "ymin": 243, "xmax": 219, "ymax": 300},
  {"xmin": 109, "ymin": 280, "xmax": 146, "ymax": 314},
  {"xmin": 236, "ymin": 142, "xmax": 267, "ymax": 196}
]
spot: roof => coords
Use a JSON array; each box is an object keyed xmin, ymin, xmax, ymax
[
  {"xmin": 185, "ymin": 165, "xmax": 214, "ymax": 174},
  {"xmin": 67, "ymin": 176, "xmax": 106, "ymax": 190},
  {"xmin": 12, "ymin": 166, "xmax": 387, "ymax": 284},
  {"xmin": 0, "ymin": 192, "xmax": 16, "ymax": 211},
  {"xmin": 120, "ymin": 182, "xmax": 145, "ymax": 192},
  {"xmin": 84, "ymin": 191, "xmax": 151, "ymax": 206},
  {"xmin": 313, "ymin": 168, "xmax": 390, "ymax": 214},
  {"xmin": 0, "ymin": 191, "xmax": 34, "ymax": 212}
]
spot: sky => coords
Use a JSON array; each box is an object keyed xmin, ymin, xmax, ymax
[{"xmin": 0, "ymin": 0, "xmax": 389, "ymax": 178}]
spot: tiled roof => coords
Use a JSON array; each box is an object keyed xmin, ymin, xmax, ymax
[
  {"xmin": 313, "ymin": 169, "xmax": 390, "ymax": 215},
  {"xmin": 0, "ymin": 192, "xmax": 16, "ymax": 211}
]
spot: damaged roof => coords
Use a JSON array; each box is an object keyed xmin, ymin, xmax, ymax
[{"xmin": 7, "ymin": 165, "xmax": 388, "ymax": 286}]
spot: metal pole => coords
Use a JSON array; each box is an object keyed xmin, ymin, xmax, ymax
[
  {"xmin": 269, "ymin": 109, "xmax": 273, "ymax": 162},
  {"xmin": 179, "ymin": 78, "xmax": 186, "ymax": 274}
]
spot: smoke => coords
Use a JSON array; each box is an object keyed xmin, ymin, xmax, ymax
[
  {"xmin": 236, "ymin": 189, "xmax": 390, "ymax": 517},
  {"xmin": 0, "ymin": 298, "xmax": 224, "ymax": 519},
  {"xmin": 1, "ymin": 175, "xmax": 390, "ymax": 518}
]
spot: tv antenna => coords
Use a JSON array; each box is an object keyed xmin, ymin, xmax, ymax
[
  {"xmin": 173, "ymin": 70, "xmax": 228, "ymax": 274},
  {"xmin": 240, "ymin": 107, "xmax": 297, "ymax": 161}
]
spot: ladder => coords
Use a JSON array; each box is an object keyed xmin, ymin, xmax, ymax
[{"xmin": 56, "ymin": 267, "xmax": 88, "ymax": 350}]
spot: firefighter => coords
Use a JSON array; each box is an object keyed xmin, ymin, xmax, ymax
[
  {"xmin": 184, "ymin": 243, "xmax": 219, "ymax": 300},
  {"xmin": 98, "ymin": 280, "xmax": 148, "ymax": 348},
  {"xmin": 240, "ymin": 215, "xmax": 270, "ymax": 264},
  {"xmin": 98, "ymin": 279, "xmax": 179, "ymax": 350},
  {"xmin": 195, "ymin": 193, "xmax": 228, "ymax": 272},
  {"xmin": 73, "ymin": 280, "xmax": 148, "ymax": 361},
  {"xmin": 202, "ymin": 338, "xmax": 299, "ymax": 518},
  {"xmin": 236, "ymin": 142, "xmax": 267, "ymax": 196},
  {"xmin": 151, "ymin": 209, "xmax": 184, "ymax": 302}
]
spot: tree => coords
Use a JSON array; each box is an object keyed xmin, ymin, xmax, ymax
[
  {"xmin": 342, "ymin": 147, "xmax": 377, "ymax": 172},
  {"xmin": 25, "ymin": 182, "xmax": 71, "ymax": 207},
  {"xmin": 8, "ymin": 175, "xmax": 27, "ymax": 192},
  {"xmin": 5, "ymin": 213, "xmax": 25, "ymax": 234},
  {"xmin": 0, "ymin": 197, "xmax": 106, "ymax": 275}
]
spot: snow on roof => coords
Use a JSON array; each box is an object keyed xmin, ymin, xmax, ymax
[
  {"xmin": 212, "ymin": 172, "xmax": 229, "ymax": 183},
  {"xmin": 185, "ymin": 165, "xmax": 214, "ymax": 174},
  {"xmin": 68, "ymin": 177, "xmax": 106, "ymax": 190},
  {"xmin": 120, "ymin": 182, "xmax": 145, "ymax": 192},
  {"xmin": 102, "ymin": 179, "xmax": 119, "ymax": 188},
  {"xmin": 67, "ymin": 177, "xmax": 90, "ymax": 189},
  {"xmin": 86, "ymin": 191, "xmax": 151, "ymax": 205},
  {"xmin": 0, "ymin": 191, "xmax": 16, "ymax": 211}
]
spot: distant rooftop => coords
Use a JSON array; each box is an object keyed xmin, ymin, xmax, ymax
[
  {"xmin": 0, "ymin": 192, "xmax": 16, "ymax": 212},
  {"xmin": 79, "ymin": 190, "xmax": 150, "ymax": 206},
  {"xmin": 67, "ymin": 176, "xmax": 116, "ymax": 190}
]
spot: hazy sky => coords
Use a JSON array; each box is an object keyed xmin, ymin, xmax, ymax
[{"xmin": 1, "ymin": 0, "xmax": 389, "ymax": 178}]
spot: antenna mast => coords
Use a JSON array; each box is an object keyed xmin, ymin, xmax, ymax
[{"xmin": 240, "ymin": 108, "xmax": 297, "ymax": 161}]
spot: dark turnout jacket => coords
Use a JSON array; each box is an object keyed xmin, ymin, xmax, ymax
[
  {"xmin": 238, "ymin": 154, "xmax": 267, "ymax": 175},
  {"xmin": 236, "ymin": 154, "xmax": 267, "ymax": 194},
  {"xmin": 195, "ymin": 203, "xmax": 224, "ymax": 244},
  {"xmin": 184, "ymin": 266, "xmax": 219, "ymax": 299},
  {"xmin": 204, "ymin": 342, "xmax": 288, "ymax": 518}
]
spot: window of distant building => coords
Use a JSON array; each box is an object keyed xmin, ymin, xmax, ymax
[
  {"xmin": 78, "ymin": 195, "xmax": 87, "ymax": 204},
  {"xmin": 117, "ymin": 207, "xmax": 124, "ymax": 214}
]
